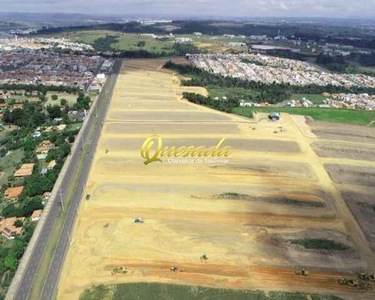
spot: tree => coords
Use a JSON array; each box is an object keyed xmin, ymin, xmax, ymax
[
  {"xmin": 137, "ymin": 41, "xmax": 146, "ymax": 48},
  {"xmin": 9, "ymin": 239, "xmax": 25, "ymax": 259},
  {"xmin": 46, "ymin": 105, "xmax": 62, "ymax": 119},
  {"xmin": 4, "ymin": 254, "xmax": 18, "ymax": 271},
  {"xmin": 30, "ymin": 111, "xmax": 47, "ymax": 127},
  {"xmin": 11, "ymin": 108, "xmax": 27, "ymax": 127},
  {"xmin": 60, "ymin": 98, "xmax": 67, "ymax": 106},
  {"xmin": 23, "ymin": 139, "xmax": 36, "ymax": 152},
  {"xmin": 51, "ymin": 94, "xmax": 58, "ymax": 100},
  {"xmin": 14, "ymin": 220, "xmax": 23, "ymax": 228},
  {"xmin": 68, "ymin": 135, "xmax": 75, "ymax": 143}
]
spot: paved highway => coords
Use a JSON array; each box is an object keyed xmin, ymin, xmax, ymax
[{"xmin": 10, "ymin": 59, "xmax": 122, "ymax": 300}]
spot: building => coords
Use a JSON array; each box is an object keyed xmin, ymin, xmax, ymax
[
  {"xmin": 228, "ymin": 42, "xmax": 247, "ymax": 47},
  {"xmin": 4, "ymin": 186, "xmax": 24, "ymax": 201},
  {"xmin": 14, "ymin": 163, "xmax": 34, "ymax": 178},
  {"xmin": 31, "ymin": 209, "xmax": 42, "ymax": 221},
  {"xmin": 47, "ymin": 160, "xmax": 56, "ymax": 170},
  {"xmin": 43, "ymin": 191, "xmax": 51, "ymax": 200},
  {"xmin": 0, "ymin": 217, "xmax": 25, "ymax": 239},
  {"xmin": 269, "ymin": 112, "xmax": 280, "ymax": 121},
  {"xmin": 175, "ymin": 37, "xmax": 192, "ymax": 43},
  {"xmin": 35, "ymin": 140, "xmax": 55, "ymax": 159}
]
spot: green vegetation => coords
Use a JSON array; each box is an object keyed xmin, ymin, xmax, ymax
[
  {"xmin": 28, "ymin": 66, "xmax": 119, "ymax": 300},
  {"xmin": 0, "ymin": 150, "xmax": 24, "ymax": 186},
  {"xmin": 55, "ymin": 31, "xmax": 201, "ymax": 58},
  {"xmin": 44, "ymin": 92, "xmax": 78, "ymax": 108},
  {"xmin": 0, "ymin": 86, "xmax": 88, "ymax": 298},
  {"xmin": 289, "ymin": 239, "xmax": 349, "ymax": 251},
  {"xmin": 0, "ymin": 83, "xmax": 79, "ymax": 95},
  {"xmin": 0, "ymin": 221, "xmax": 36, "ymax": 297},
  {"xmin": 183, "ymin": 92, "xmax": 238, "ymax": 113},
  {"xmin": 69, "ymin": 31, "xmax": 175, "ymax": 53},
  {"xmin": 290, "ymin": 94, "xmax": 327, "ymax": 104},
  {"xmin": 208, "ymin": 87, "xmax": 260, "ymax": 100},
  {"xmin": 164, "ymin": 61, "xmax": 375, "ymax": 106},
  {"xmin": 80, "ymin": 283, "xmax": 344, "ymax": 300},
  {"xmin": 316, "ymin": 53, "xmax": 375, "ymax": 75},
  {"xmin": 233, "ymin": 107, "xmax": 375, "ymax": 126}
]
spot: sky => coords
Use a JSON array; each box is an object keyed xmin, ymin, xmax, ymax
[{"xmin": 0, "ymin": 0, "xmax": 374, "ymax": 19}]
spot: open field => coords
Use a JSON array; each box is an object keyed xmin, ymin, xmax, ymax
[
  {"xmin": 58, "ymin": 59, "xmax": 375, "ymax": 300},
  {"xmin": 44, "ymin": 92, "xmax": 78, "ymax": 107},
  {"xmin": 48, "ymin": 30, "xmax": 248, "ymax": 53},
  {"xmin": 51, "ymin": 30, "xmax": 176, "ymax": 53},
  {"xmin": 0, "ymin": 149, "xmax": 24, "ymax": 186},
  {"xmin": 81, "ymin": 283, "xmax": 344, "ymax": 300},
  {"xmin": 290, "ymin": 94, "xmax": 327, "ymax": 104},
  {"xmin": 233, "ymin": 107, "xmax": 375, "ymax": 126}
]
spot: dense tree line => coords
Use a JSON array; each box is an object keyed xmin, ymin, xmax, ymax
[
  {"xmin": 0, "ymin": 222, "xmax": 35, "ymax": 283},
  {"xmin": 316, "ymin": 53, "xmax": 350, "ymax": 73},
  {"xmin": 3, "ymin": 101, "xmax": 47, "ymax": 128},
  {"xmin": 349, "ymin": 52, "xmax": 375, "ymax": 67},
  {"xmin": 164, "ymin": 61, "xmax": 375, "ymax": 104},
  {"xmin": 93, "ymin": 35, "xmax": 119, "ymax": 51},
  {"xmin": 97, "ymin": 39, "xmax": 201, "ymax": 58},
  {"xmin": 0, "ymin": 83, "xmax": 79, "ymax": 94},
  {"xmin": 326, "ymin": 36, "xmax": 375, "ymax": 50},
  {"xmin": 182, "ymin": 92, "xmax": 239, "ymax": 113}
]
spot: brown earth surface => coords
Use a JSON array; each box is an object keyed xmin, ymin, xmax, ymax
[
  {"xmin": 57, "ymin": 59, "xmax": 375, "ymax": 300},
  {"xmin": 341, "ymin": 191, "xmax": 375, "ymax": 252}
]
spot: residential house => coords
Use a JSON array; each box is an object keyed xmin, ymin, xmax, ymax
[
  {"xmin": 31, "ymin": 209, "xmax": 42, "ymax": 221},
  {"xmin": 4, "ymin": 186, "xmax": 24, "ymax": 202},
  {"xmin": 0, "ymin": 217, "xmax": 25, "ymax": 239},
  {"xmin": 47, "ymin": 160, "xmax": 56, "ymax": 170},
  {"xmin": 14, "ymin": 163, "xmax": 34, "ymax": 178}
]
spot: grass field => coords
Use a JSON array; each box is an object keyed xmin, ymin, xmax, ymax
[
  {"xmin": 68, "ymin": 122, "xmax": 83, "ymax": 131},
  {"xmin": 44, "ymin": 92, "xmax": 78, "ymax": 108},
  {"xmin": 0, "ymin": 126, "xmax": 15, "ymax": 140},
  {"xmin": 0, "ymin": 149, "xmax": 24, "ymax": 186},
  {"xmin": 53, "ymin": 30, "xmax": 175, "ymax": 53},
  {"xmin": 289, "ymin": 94, "xmax": 327, "ymax": 104},
  {"xmin": 179, "ymin": 34, "xmax": 248, "ymax": 52},
  {"xmin": 207, "ymin": 87, "xmax": 260, "ymax": 99},
  {"xmin": 48, "ymin": 30, "xmax": 246, "ymax": 53},
  {"xmin": 80, "ymin": 283, "xmax": 344, "ymax": 300},
  {"xmin": 233, "ymin": 107, "xmax": 375, "ymax": 126}
]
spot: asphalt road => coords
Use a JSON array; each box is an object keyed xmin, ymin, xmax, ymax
[{"xmin": 10, "ymin": 59, "xmax": 122, "ymax": 300}]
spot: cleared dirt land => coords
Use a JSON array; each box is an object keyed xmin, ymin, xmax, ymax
[{"xmin": 57, "ymin": 59, "xmax": 375, "ymax": 300}]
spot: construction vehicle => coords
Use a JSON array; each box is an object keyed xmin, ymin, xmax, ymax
[
  {"xmin": 111, "ymin": 266, "xmax": 127, "ymax": 275},
  {"xmin": 200, "ymin": 254, "xmax": 208, "ymax": 261},
  {"xmin": 134, "ymin": 217, "xmax": 144, "ymax": 224},
  {"xmin": 339, "ymin": 278, "xmax": 358, "ymax": 287},
  {"xmin": 338, "ymin": 278, "xmax": 371, "ymax": 289},
  {"xmin": 358, "ymin": 272, "xmax": 375, "ymax": 282},
  {"xmin": 295, "ymin": 269, "xmax": 309, "ymax": 276},
  {"xmin": 170, "ymin": 266, "xmax": 185, "ymax": 272},
  {"xmin": 86, "ymin": 193, "xmax": 90, "ymax": 200}
]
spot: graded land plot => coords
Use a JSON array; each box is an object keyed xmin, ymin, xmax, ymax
[
  {"xmin": 99, "ymin": 137, "xmax": 301, "ymax": 154},
  {"xmin": 313, "ymin": 141, "xmax": 375, "ymax": 162},
  {"xmin": 325, "ymin": 164, "xmax": 375, "ymax": 188},
  {"xmin": 310, "ymin": 121, "xmax": 375, "ymax": 144},
  {"xmin": 341, "ymin": 191, "xmax": 375, "ymax": 251},
  {"xmin": 57, "ymin": 59, "xmax": 375, "ymax": 300}
]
